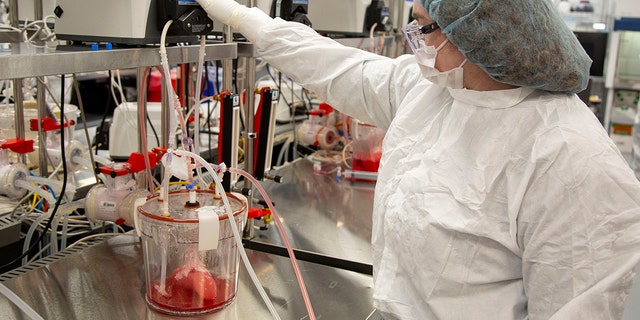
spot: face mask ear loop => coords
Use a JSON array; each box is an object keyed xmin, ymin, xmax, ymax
[
  {"xmin": 458, "ymin": 58, "xmax": 468, "ymax": 68},
  {"xmin": 435, "ymin": 38, "xmax": 449, "ymax": 52}
]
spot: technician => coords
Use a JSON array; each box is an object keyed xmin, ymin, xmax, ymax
[{"xmin": 197, "ymin": 0, "xmax": 640, "ymax": 319}]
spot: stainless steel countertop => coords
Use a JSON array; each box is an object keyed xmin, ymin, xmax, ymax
[
  {"xmin": 0, "ymin": 159, "xmax": 378, "ymax": 319},
  {"xmin": 0, "ymin": 234, "xmax": 376, "ymax": 320},
  {"xmin": 252, "ymin": 158, "xmax": 375, "ymax": 268}
]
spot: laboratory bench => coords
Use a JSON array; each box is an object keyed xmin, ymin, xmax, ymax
[
  {"xmin": 0, "ymin": 157, "xmax": 381, "ymax": 320},
  {"xmin": 246, "ymin": 158, "xmax": 375, "ymax": 275}
]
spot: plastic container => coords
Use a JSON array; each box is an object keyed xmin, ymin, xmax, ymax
[
  {"xmin": 137, "ymin": 190, "xmax": 247, "ymax": 316},
  {"xmin": 297, "ymin": 109, "xmax": 339, "ymax": 150},
  {"xmin": 351, "ymin": 122, "xmax": 384, "ymax": 173}
]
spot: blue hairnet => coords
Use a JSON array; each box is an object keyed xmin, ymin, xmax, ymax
[{"xmin": 417, "ymin": 0, "xmax": 591, "ymax": 94}]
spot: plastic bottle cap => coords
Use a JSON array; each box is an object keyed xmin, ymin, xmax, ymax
[{"xmin": 91, "ymin": 43, "xmax": 98, "ymax": 51}]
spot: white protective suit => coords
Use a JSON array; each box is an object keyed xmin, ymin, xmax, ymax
[{"xmin": 216, "ymin": 7, "xmax": 640, "ymax": 320}]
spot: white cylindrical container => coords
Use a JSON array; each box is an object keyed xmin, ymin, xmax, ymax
[
  {"xmin": 0, "ymin": 163, "xmax": 29, "ymax": 199},
  {"xmin": 85, "ymin": 185, "xmax": 150, "ymax": 226},
  {"xmin": 297, "ymin": 122, "xmax": 339, "ymax": 150}
]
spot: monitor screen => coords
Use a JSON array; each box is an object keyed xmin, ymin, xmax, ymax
[{"xmin": 574, "ymin": 31, "xmax": 608, "ymax": 77}]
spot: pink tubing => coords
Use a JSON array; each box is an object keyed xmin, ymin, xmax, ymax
[{"xmin": 229, "ymin": 167, "xmax": 316, "ymax": 320}]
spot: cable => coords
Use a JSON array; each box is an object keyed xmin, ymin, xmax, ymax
[
  {"xmin": 66, "ymin": 233, "xmax": 137, "ymax": 250},
  {"xmin": 0, "ymin": 75, "xmax": 69, "ymax": 271},
  {"xmin": 146, "ymin": 70, "xmax": 160, "ymax": 147},
  {"xmin": 94, "ymin": 71, "xmax": 114, "ymax": 155}
]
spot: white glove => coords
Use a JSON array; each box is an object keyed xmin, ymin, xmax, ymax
[{"xmin": 196, "ymin": 0, "xmax": 247, "ymax": 29}]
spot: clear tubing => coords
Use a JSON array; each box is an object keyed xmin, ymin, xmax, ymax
[
  {"xmin": 50, "ymin": 207, "xmax": 63, "ymax": 254},
  {"xmin": 24, "ymin": 175, "xmax": 75, "ymax": 201},
  {"xmin": 170, "ymin": 149, "xmax": 282, "ymax": 320},
  {"xmin": 60, "ymin": 213, "xmax": 69, "ymax": 249},
  {"xmin": 160, "ymin": 157, "xmax": 171, "ymax": 215},
  {"xmin": 49, "ymin": 201, "xmax": 84, "ymax": 253},
  {"xmin": 160, "ymin": 241, "xmax": 168, "ymax": 294},
  {"xmin": 159, "ymin": 21, "xmax": 193, "ymax": 183},
  {"xmin": 92, "ymin": 154, "xmax": 112, "ymax": 167},
  {"xmin": 160, "ymin": 21, "xmax": 177, "ymax": 150},
  {"xmin": 15, "ymin": 180, "xmax": 56, "ymax": 206},
  {"xmin": 20, "ymin": 206, "xmax": 51, "ymax": 265},
  {"xmin": 193, "ymin": 36, "xmax": 206, "ymax": 154},
  {"xmin": 0, "ymin": 283, "xmax": 45, "ymax": 320},
  {"xmin": 229, "ymin": 167, "xmax": 316, "ymax": 320},
  {"xmin": 25, "ymin": 175, "xmax": 63, "ymax": 189},
  {"xmin": 22, "ymin": 200, "xmax": 83, "ymax": 264},
  {"xmin": 179, "ymin": 77, "xmax": 207, "ymax": 189},
  {"xmin": 137, "ymin": 67, "xmax": 154, "ymax": 192},
  {"xmin": 72, "ymin": 156, "xmax": 93, "ymax": 171}
]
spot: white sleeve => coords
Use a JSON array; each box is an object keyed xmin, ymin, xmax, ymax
[{"xmin": 236, "ymin": 8, "xmax": 423, "ymax": 129}]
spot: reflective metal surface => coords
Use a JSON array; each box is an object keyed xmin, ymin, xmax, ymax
[
  {"xmin": 253, "ymin": 158, "xmax": 375, "ymax": 267},
  {"xmin": 0, "ymin": 234, "xmax": 375, "ymax": 319},
  {"xmin": 0, "ymin": 42, "xmax": 237, "ymax": 80},
  {"xmin": 0, "ymin": 160, "xmax": 377, "ymax": 319}
]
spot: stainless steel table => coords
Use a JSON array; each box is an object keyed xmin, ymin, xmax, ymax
[
  {"xmin": 249, "ymin": 158, "xmax": 375, "ymax": 273},
  {"xmin": 0, "ymin": 159, "xmax": 379, "ymax": 319},
  {"xmin": 0, "ymin": 234, "xmax": 376, "ymax": 320}
]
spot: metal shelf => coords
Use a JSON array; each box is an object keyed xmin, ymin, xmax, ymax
[
  {"xmin": 0, "ymin": 41, "xmax": 238, "ymax": 80},
  {"xmin": 0, "ymin": 30, "xmax": 21, "ymax": 44}
]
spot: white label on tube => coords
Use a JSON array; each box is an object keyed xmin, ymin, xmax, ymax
[
  {"xmin": 197, "ymin": 206, "xmax": 220, "ymax": 251},
  {"xmin": 100, "ymin": 201, "xmax": 117, "ymax": 214}
]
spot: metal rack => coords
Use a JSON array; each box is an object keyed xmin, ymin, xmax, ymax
[{"xmin": 0, "ymin": 42, "xmax": 238, "ymax": 80}]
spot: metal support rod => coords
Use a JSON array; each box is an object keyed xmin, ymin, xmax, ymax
[
  {"xmin": 179, "ymin": 64, "xmax": 188, "ymax": 113},
  {"xmin": 34, "ymin": 0, "xmax": 43, "ymax": 20},
  {"xmin": 137, "ymin": 67, "xmax": 151, "ymax": 154},
  {"xmin": 392, "ymin": 0, "xmax": 407, "ymax": 58},
  {"xmin": 36, "ymin": 77, "xmax": 48, "ymax": 175},
  {"xmin": 222, "ymin": 25, "xmax": 233, "ymax": 92},
  {"xmin": 12, "ymin": 79, "xmax": 26, "ymax": 164},
  {"xmin": 13, "ymin": 79, "xmax": 27, "ymax": 163},
  {"xmin": 8, "ymin": 0, "xmax": 19, "ymax": 27},
  {"xmin": 137, "ymin": 67, "xmax": 152, "ymax": 190},
  {"xmin": 33, "ymin": 0, "xmax": 43, "ymax": 40},
  {"xmin": 243, "ymin": 56, "xmax": 257, "ymax": 239},
  {"xmin": 242, "ymin": 0, "xmax": 257, "ymax": 239},
  {"xmin": 243, "ymin": 239, "xmax": 374, "ymax": 275}
]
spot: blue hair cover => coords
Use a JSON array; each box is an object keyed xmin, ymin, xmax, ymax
[{"xmin": 418, "ymin": 0, "xmax": 592, "ymax": 94}]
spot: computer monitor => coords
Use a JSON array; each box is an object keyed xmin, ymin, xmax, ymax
[{"xmin": 574, "ymin": 31, "xmax": 608, "ymax": 77}]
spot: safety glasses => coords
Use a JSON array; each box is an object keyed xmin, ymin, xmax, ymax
[{"xmin": 402, "ymin": 19, "xmax": 440, "ymax": 54}]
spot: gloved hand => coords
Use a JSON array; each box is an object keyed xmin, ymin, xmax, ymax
[{"xmin": 196, "ymin": 0, "xmax": 247, "ymax": 29}]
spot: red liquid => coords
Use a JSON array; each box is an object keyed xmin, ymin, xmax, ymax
[
  {"xmin": 147, "ymin": 272, "xmax": 234, "ymax": 315},
  {"xmin": 352, "ymin": 158, "xmax": 380, "ymax": 172}
]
